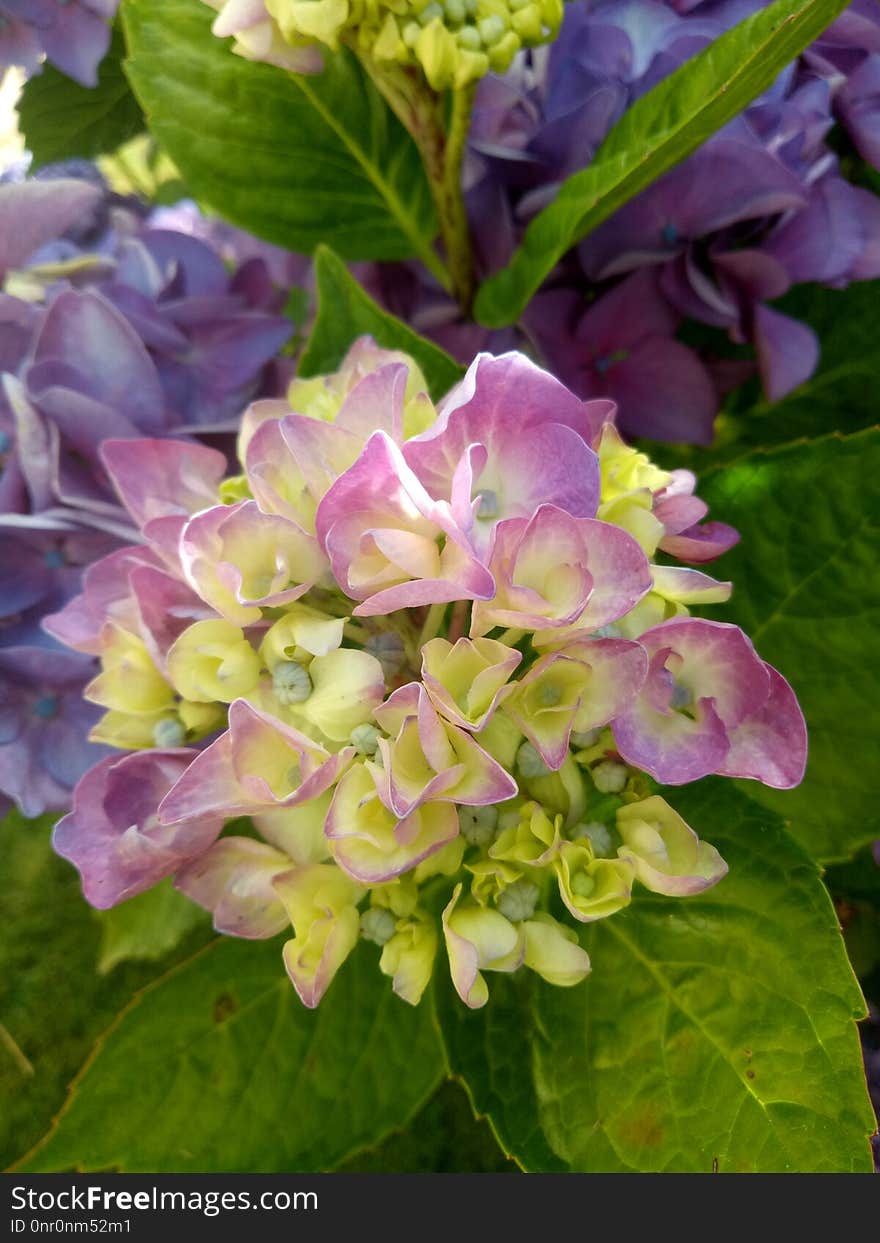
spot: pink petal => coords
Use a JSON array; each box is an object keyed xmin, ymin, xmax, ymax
[
  {"xmin": 43, "ymin": 545, "xmax": 162, "ymax": 654},
  {"xmin": 101, "ymin": 438, "xmax": 227, "ymax": 529},
  {"xmin": 718, "ymin": 663, "xmax": 807, "ymax": 789},
  {"xmin": 175, "ymin": 836, "xmax": 291, "ymax": 938}
]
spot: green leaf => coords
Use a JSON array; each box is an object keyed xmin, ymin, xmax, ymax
[
  {"xmin": 19, "ymin": 938, "xmax": 445, "ymax": 1172},
  {"xmin": 436, "ymin": 781, "xmax": 874, "ymax": 1172},
  {"xmin": 121, "ymin": 0, "xmax": 441, "ymax": 270},
  {"xmin": 18, "ymin": 26, "xmax": 145, "ymax": 168},
  {"xmin": 338, "ymin": 1080, "xmax": 514, "ymax": 1172},
  {"xmin": 299, "ymin": 246, "xmax": 464, "ymax": 401},
  {"xmin": 95, "ymin": 880, "xmax": 208, "ymax": 974},
  {"xmin": 695, "ymin": 281, "xmax": 880, "ymax": 465},
  {"xmin": 825, "ymin": 847, "xmax": 880, "ymax": 906},
  {"xmin": 473, "ymin": 0, "xmax": 851, "ymax": 328},
  {"xmin": 698, "ymin": 428, "xmax": 880, "ymax": 863},
  {"xmin": 0, "ymin": 809, "xmax": 210, "ymax": 1170}
]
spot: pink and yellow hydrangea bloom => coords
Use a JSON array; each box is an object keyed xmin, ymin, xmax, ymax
[{"xmin": 50, "ymin": 341, "xmax": 806, "ymax": 1009}]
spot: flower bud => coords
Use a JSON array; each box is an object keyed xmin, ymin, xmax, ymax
[
  {"xmin": 523, "ymin": 913, "xmax": 591, "ymax": 987},
  {"xmin": 496, "ymin": 878, "xmax": 540, "ymax": 922},
  {"xmin": 592, "ymin": 759, "xmax": 628, "ymax": 793},
  {"xmin": 379, "ymin": 915, "xmax": 438, "ymax": 1005},
  {"xmin": 273, "ymin": 660, "xmax": 313, "ymax": 705},
  {"xmin": 360, "ymin": 905, "xmax": 398, "ymax": 945}
]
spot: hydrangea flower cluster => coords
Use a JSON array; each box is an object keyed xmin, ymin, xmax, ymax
[
  {"xmin": 0, "ymin": 0, "xmax": 117, "ymax": 87},
  {"xmin": 365, "ymin": 0, "xmax": 880, "ymax": 442},
  {"xmin": 50, "ymin": 340, "xmax": 807, "ymax": 1009},
  {"xmin": 0, "ymin": 171, "xmax": 306, "ymax": 816},
  {"xmin": 204, "ymin": 0, "xmax": 565, "ymax": 88}
]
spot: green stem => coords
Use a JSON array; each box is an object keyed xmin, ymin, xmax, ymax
[
  {"xmin": 343, "ymin": 621, "xmax": 370, "ymax": 645},
  {"xmin": 440, "ymin": 84, "xmax": 477, "ymax": 313},
  {"xmin": 418, "ymin": 602, "xmax": 448, "ymax": 647},
  {"xmin": 357, "ymin": 56, "xmax": 476, "ymax": 311}
]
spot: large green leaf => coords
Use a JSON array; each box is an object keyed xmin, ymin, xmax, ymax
[
  {"xmin": 473, "ymin": 0, "xmax": 850, "ymax": 328},
  {"xmin": 18, "ymin": 26, "xmax": 145, "ymax": 169},
  {"xmin": 696, "ymin": 281, "xmax": 880, "ymax": 465},
  {"xmin": 121, "ymin": 0, "xmax": 441, "ymax": 268},
  {"xmin": 437, "ymin": 781, "xmax": 874, "ymax": 1172},
  {"xmin": 0, "ymin": 809, "xmax": 210, "ymax": 1170},
  {"xmin": 698, "ymin": 429, "xmax": 880, "ymax": 863},
  {"xmin": 95, "ymin": 879, "xmax": 208, "ymax": 974},
  {"xmin": 339, "ymin": 1080, "xmax": 514, "ymax": 1172},
  {"xmin": 825, "ymin": 848, "xmax": 880, "ymax": 907},
  {"xmin": 299, "ymin": 246, "xmax": 464, "ymax": 400},
  {"xmin": 19, "ymin": 938, "xmax": 445, "ymax": 1172}
]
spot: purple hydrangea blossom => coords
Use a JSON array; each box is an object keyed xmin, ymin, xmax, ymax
[
  {"xmin": 0, "ymin": 172, "xmax": 305, "ymax": 817},
  {"xmin": 0, "ymin": 0, "xmax": 118, "ymax": 88},
  {"xmin": 0, "ymin": 519, "xmax": 117, "ymax": 647},
  {"xmin": 0, "ymin": 645, "xmax": 110, "ymax": 818}
]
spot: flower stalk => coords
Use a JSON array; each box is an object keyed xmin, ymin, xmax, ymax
[{"xmin": 357, "ymin": 56, "xmax": 476, "ymax": 310}]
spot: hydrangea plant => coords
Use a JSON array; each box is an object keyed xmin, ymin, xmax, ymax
[{"xmin": 2, "ymin": 0, "xmax": 878, "ymax": 1179}]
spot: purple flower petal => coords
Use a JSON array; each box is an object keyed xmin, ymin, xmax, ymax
[
  {"xmin": 717, "ymin": 662, "xmax": 807, "ymax": 788},
  {"xmin": 53, "ymin": 748, "xmax": 223, "ymax": 908}
]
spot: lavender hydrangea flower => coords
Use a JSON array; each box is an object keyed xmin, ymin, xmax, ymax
[
  {"xmin": 0, "ymin": 519, "xmax": 117, "ymax": 647},
  {"xmin": 0, "ymin": 0, "xmax": 118, "ymax": 87},
  {"xmin": 0, "ymin": 646, "xmax": 110, "ymax": 818},
  {"xmin": 0, "ymin": 172, "xmax": 306, "ymax": 816}
]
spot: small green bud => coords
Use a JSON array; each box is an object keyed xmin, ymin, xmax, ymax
[
  {"xmin": 487, "ymin": 28, "xmax": 520, "ymax": 70},
  {"xmin": 458, "ymin": 804, "xmax": 499, "ymax": 847},
  {"xmin": 571, "ymin": 821, "xmax": 615, "ymax": 857},
  {"xmin": 478, "ymin": 13, "xmax": 506, "ymax": 45},
  {"xmin": 153, "ymin": 717, "xmax": 186, "ymax": 749},
  {"xmin": 517, "ymin": 740, "xmax": 550, "ymax": 779},
  {"xmin": 360, "ymin": 906, "xmax": 398, "ymax": 946},
  {"xmin": 351, "ymin": 723, "xmax": 381, "ymax": 755},
  {"xmin": 511, "ymin": 2, "xmax": 543, "ymax": 40},
  {"xmin": 570, "ymin": 728, "xmax": 601, "ymax": 749},
  {"xmin": 419, "ymin": 2, "xmax": 444, "ymax": 24},
  {"xmin": 445, "ymin": 0, "xmax": 466, "ymax": 22},
  {"xmin": 497, "ymin": 879, "xmax": 540, "ymax": 922},
  {"xmin": 592, "ymin": 760, "xmax": 628, "ymax": 794},
  {"xmin": 273, "ymin": 660, "xmax": 312, "ymax": 705},
  {"xmin": 571, "ymin": 871, "xmax": 596, "ymax": 899},
  {"xmin": 539, "ymin": 682, "xmax": 563, "ymax": 707},
  {"xmin": 457, "ymin": 24, "xmax": 481, "ymax": 48}
]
